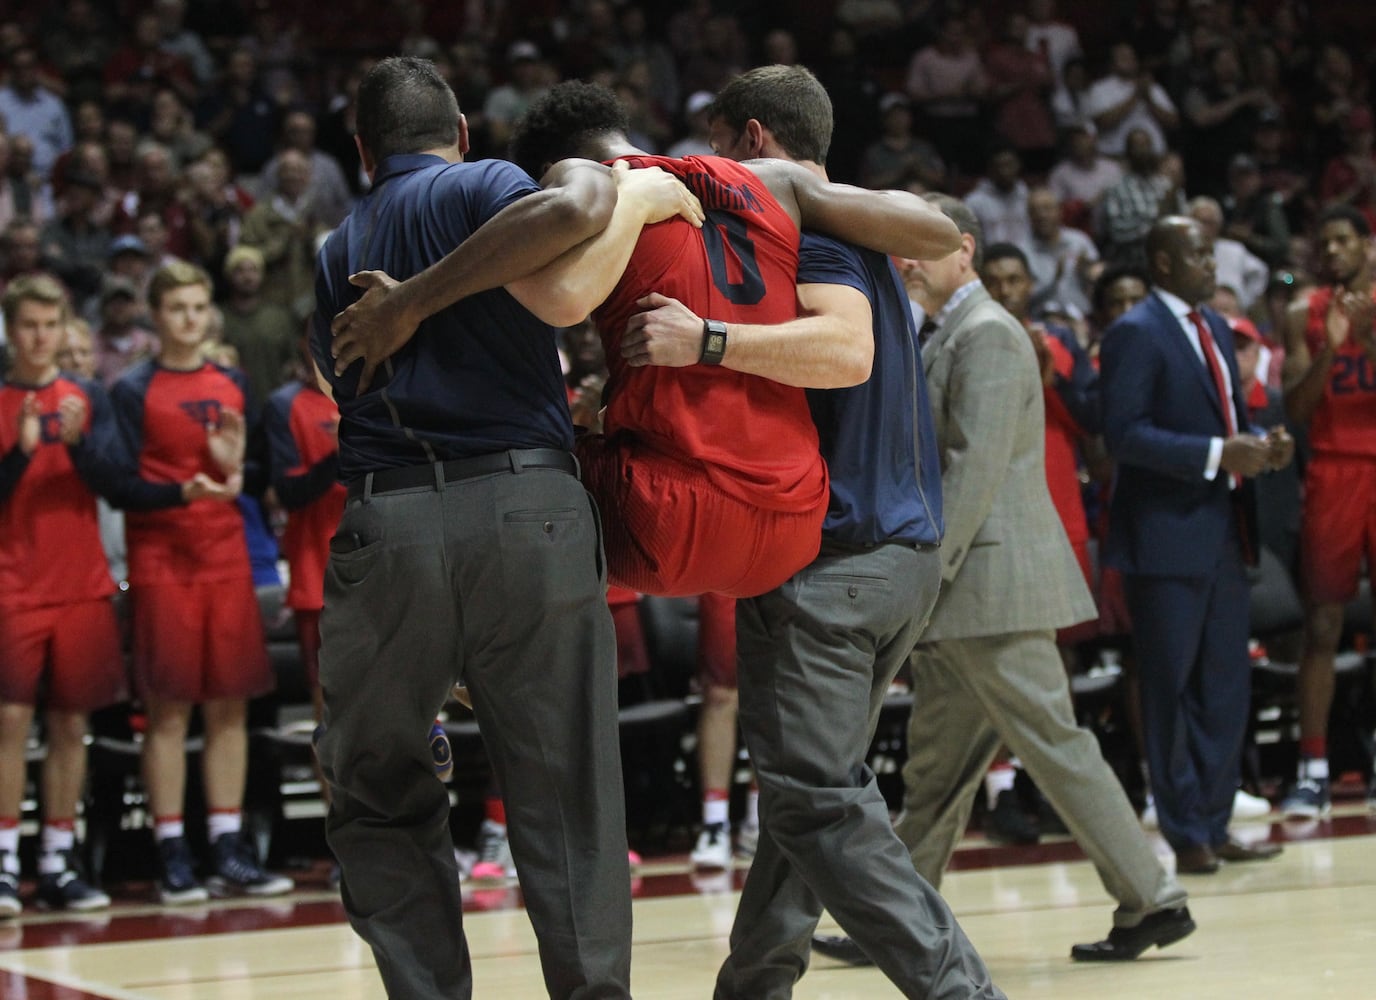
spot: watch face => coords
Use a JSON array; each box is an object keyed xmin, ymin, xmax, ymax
[{"xmin": 706, "ymin": 333, "xmax": 726, "ymax": 356}]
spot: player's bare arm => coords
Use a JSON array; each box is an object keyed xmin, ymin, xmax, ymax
[
  {"xmin": 622, "ymin": 283, "xmax": 874, "ymax": 388},
  {"xmin": 1282, "ymin": 292, "xmax": 1336, "ymax": 427},
  {"xmin": 746, "ymin": 157, "xmax": 962, "ymax": 262}
]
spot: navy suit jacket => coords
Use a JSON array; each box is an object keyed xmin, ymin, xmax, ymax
[{"xmin": 1101, "ymin": 293, "xmax": 1259, "ymax": 578}]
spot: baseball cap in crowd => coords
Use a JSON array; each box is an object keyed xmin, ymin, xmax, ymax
[
  {"xmin": 685, "ymin": 90, "xmax": 715, "ymax": 116},
  {"xmin": 108, "ymin": 234, "xmax": 150, "ymax": 259},
  {"xmin": 1227, "ymin": 315, "xmax": 1263, "ymax": 344},
  {"xmin": 508, "ymin": 40, "xmax": 540, "ymax": 63},
  {"xmin": 879, "ymin": 92, "xmax": 911, "ymax": 114},
  {"xmin": 100, "ymin": 276, "xmax": 140, "ymax": 305}
]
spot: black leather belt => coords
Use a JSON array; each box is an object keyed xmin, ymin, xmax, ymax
[{"xmin": 347, "ymin": 448, "xmax": 578, "ymax": 500}]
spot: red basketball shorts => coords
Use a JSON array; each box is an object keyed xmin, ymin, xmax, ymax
[
  {"xmin": 577, "ymin": 435, "xmax": 824, "ymax": 599},
  {"xmin": 131, "ymin": 578, "xmax": 273, "ymax": 702},
  {"xmin": 1301, "ymin": 455, "xmax": 1376, "ymax": 605},
  {"xmin": 0, "ymin": 599, "xmax": 125, "ymax": 711}
]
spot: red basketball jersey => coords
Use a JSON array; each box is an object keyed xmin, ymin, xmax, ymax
[
  {"xmin": 593, "ymin": 155, "xmax": 828, "ymax": 515},
  {"xmin": 112, "ymin": 361, "xmax": 253, "ymax": 586},
  {"xmin": 271, "ymin": 382, "xmax": 347, "ymax": 611},
  {"xmin": 0, "ymin": 376, "xmax": 115, "ymax": 609},
  {"xmin": 1304, "ymin": 286, "xmax": 1376, "ymax": 459}
]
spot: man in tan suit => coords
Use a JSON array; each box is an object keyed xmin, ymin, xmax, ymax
[{"xmin": 815, "ymin": 194, "xmax": 1194, "ymax": 965}]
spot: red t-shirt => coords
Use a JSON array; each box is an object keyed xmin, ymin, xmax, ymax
[
  {"xmin": 0, "ymin": 376, "xmax": 115, "ymax": 609},
  {"xmin": 268, "ymin": 382, "xmax": 346, "ymax": 611},
  {"xmin": 1304, "ymin": 286, "xmax": 1376, "ymax": 459},
  {"xmin": 593, "ymin": 154, "xmax": 828, "ymax": 515},
  {"xmin": 112, "ymin": 360, "xmax": 253, "ymax": 586}
]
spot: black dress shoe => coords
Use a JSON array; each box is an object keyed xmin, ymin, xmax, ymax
[
  {"xmin": 811, "ymin": 935, "xmax": 874, "ymax": 967},
  {"xmin": 1215, "ymin": 837, "xmax": 1282, "ymax": 862},
  {"xmin": 987, "ymin": 789, "xmax": 1041, "ymax": 845},
  {"xmin": 1174, "ymin": 843, "xmax": 1220, "ymax": 874},
  {"xmin": 1070, "ymin": 906, "xmax": 1196, "ymax": 962}
]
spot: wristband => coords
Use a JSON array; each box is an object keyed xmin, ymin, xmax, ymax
[{"xmin": 700, "ymin": 319, "xmax": 728, "ymax": 365}]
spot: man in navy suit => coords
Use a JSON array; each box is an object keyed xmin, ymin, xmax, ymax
[{"xmin": 1101, "ymin": 215, "xmax": 1294, "ymax": 875}]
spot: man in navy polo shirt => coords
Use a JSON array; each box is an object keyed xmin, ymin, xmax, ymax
[{"xmin": 309, "ymin": 57, "xmax": 702, "ymax": 1000}]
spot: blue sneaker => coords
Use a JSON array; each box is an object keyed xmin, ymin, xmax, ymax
[
  {"xmin": 1280, "ymin": 777, "xmax": 1331, "ymax": 820},
  {"xmin": 157, "ymin": 836, "xmax": 208, "ymax": 905},
  {"xmin": 430, "ymin": 722, "xmax": 454, "ymax": 783}
]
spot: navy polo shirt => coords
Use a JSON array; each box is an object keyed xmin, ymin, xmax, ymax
[
  {"xmin": 312, "ymin": 154, "xmax": 575, "ymax": 481},
  {"xmin": 798, "ymin": 233, "xmax": 944, "ymax": 547}
]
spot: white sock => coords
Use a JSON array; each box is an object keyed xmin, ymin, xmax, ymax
[
  {"xmin": 1300, "ymin": 757, "xmax": 1329, "ymax": 781},
  {"xmin": 702, "ymin": 797, "xmax": 729, "ymax": 828},
  {"xmin": 0, "ymin": 825, "xmax": 19, "ymax": 857},
  {"xmin": 207, "ymin": 810, "xmax": 242, "ymax": 843},
  {"xmin": 154, "ymin": 818, "xmax": 185, "ymax": 842},
  {"xmin": 38, "ymin": 825, "xmax": 76, "ymax": 875},
  {"xmin": 984, "ymin": 765, "xmax": 1016, "ymax": 810}
]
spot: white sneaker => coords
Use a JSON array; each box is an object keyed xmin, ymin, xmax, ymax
[
  {"xmin": 1233, "ymin": 788, "xmax": 1273, "ymax": 821},
  {"xmin": 691, "ymin": 823, "xmax": 732, "ymax": 870},
  {"xmin": 470, "ymin": 820, "xmax": 516, "ymax": 879}
]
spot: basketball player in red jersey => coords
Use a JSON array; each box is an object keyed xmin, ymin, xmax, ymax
[
  {"xmin": 330, "ymin": 81, "xmax": 960, "ymax": 599},
  {"xmin": 1280, "ymin": 205, "xmax": 1376, "ymax": 818},
  {"xmin": 110, "ymin": 262, "xmax": 294, "ymax": 903},
  {"xmin": 0, "ymin": 276, "xmax": 123, "ymax": 915}
]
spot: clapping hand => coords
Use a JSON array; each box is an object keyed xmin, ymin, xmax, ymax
[
  {"xmin": 17, "ymin": 392, "xmax": 41, "ymax": 456},
  {"xmin": 1264, "ymin": 425, "xmax": 1295, "ymax": 472},
  {"xmin": 207, "ymin": 408, "xmax": 246, "ymax": 477},
  {"xmin": 57, "ymin": 395, "xmax": 88, "ymax": 446}
]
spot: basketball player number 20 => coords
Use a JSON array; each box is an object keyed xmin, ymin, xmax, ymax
[{"xmin": 703, "ymin": 211, "xmax": 765, "ymax": 306}]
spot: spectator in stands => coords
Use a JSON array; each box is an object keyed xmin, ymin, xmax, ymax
[
  {"xmin": 905, "ymin": 11, "xmax": 989, "ymax": 175},
  {"xmin": 107, "ymin": 233, "xmax": 154, "ymax": 303},
  {"xmin": 219, "ymin": 245, "xmax": 296, "ymax": 408},
  {"xmin": 965, "ymin": 147, "xmax": 1032, "ymax": 246},
  {"xmin": 1050, "ymin": 56, "xmax": 1094, "ymax": 132},
  {"xmin": 614, "ymin": 3, "xmax": 681, "ymax": 119},
  {"xmin": 199, "ymin": 47, "xmax": 282, "ymax": 175},
  {"xmin": 257, "ymin": 111, "xmax": 353, "ymax": 230},
  {"xmin": 1309, "ymin": 44, "xmax": 1361, "ymax": 167},
  {"xmin": 0, "ymin": 275, "xmax": 126, "ymax": 917},
  {"xmin": 1221, "ymin": 154, "xmax": 1292, "ymax": 268},
  {"xmin": 41, "ymin": 0, "xmax": 115, "ymax": 106},
  {"xmin": 984, "ymin": 11, "xmax": 1056, "ymax": 173},
  {"xmin": 238, "ymin": 149, "xmax": 324, "ymax": 321},
  {"xmin": 39, "ymin": 170, "xmax": 109, "ymax": 303},
  {"xmin": 1189, "ymin": 196, "xmax": 1268, "ymax": 311},
  {"xmin": 102, "ymin": 9, "xmax": 197, "ymax": 115},
  {"xmin": 183, "ymin": 152, "xmax": 249, "ymax": 281},
  {"xmin": 115, "ymin": 142, "xmax": 192, "ymax": 261},
  {"xmin": 0, "ymin": 220, "xmax": 47, "ymax": 293},
  {"xmin": 858, "ymin": 92, "xmax": 946, "ymax": 193},
  {"xmin": 665, "ymin": 91, "xmax": 716, "ymax": 159},
  {"xmin": 483, "ymin": 42, "xmax": 552, "ymax": 156},
  {"xmin": 4, "ymin": 135, "xmax": 54, "ymax": 226},
  {"xmin": 109, "ymin": 261, "xmax": 292, "ymax": 904},
  {"xmin": 1025, "ymin": 0, "xmax": 1083, "ymax": 88},
  {"xmin": 1047, "ymin": 123, "xmax": 1122, "ymax": 223},
  {"xmin": 93, "ymin": 278, "xmax": 157, "ymax": 386},
  {"xmin": 148, "ymin": 88, "xmax": 212, "ymax": 169},
  {"xmin": 0, "ymin": 46, "xmax": 74, "ymax": 180},
  {"xmin": 1023, "ymin": 186, "xmax": 1099, "ymax": 322},
  {"xmin": 1101, "ymin": 127, "xmax": 1187, "ymax": 268},
  {"xmin": 153, "ymin": 0, "xmax": 216, "ymax": 87},
  {"xmin": 1085, "ymin": 42, "xmax": 1179, "ymax": 158},
  {"xmin": 103, "ymin": 118, "xmax": 140, "ymax": 198},
  {"xmin": 1318, "ymin": 105, "xmax": 1376, "ymax": 232},
  {"xmin": 1181, "ymin": 44, "xmax": 1270, "ymax": 198},
  {"xmin": 0, "ymin": 133, "xmax": 48, "ymax": 233}
]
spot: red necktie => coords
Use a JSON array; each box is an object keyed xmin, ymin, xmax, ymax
[{"xmin": 1189, "ymin": 310, "xmax": 1239, "ymax": 486}]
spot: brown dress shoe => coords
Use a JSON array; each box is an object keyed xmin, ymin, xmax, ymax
[
  {"xmin": 1215, "ymin": 837, "xmax": 1282, "ymax": 862},
  {"xmin": 1174, "ymin": 844, "xmax": 1220, "ymax": 874}
]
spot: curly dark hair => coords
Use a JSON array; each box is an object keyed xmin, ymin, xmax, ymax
[{"xmin": 509, "ymin": 81, "xmax": 630, "ymax": 178}]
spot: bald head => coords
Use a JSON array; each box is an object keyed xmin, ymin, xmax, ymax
[{"xmin": 1147, "ymin": 216, "xmax": 1216, "ymax": 304}]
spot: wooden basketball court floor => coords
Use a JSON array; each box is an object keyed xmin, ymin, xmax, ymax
[{"xmin": 2, "ymin": 807, "xmax": 1373, "ymax": 999}]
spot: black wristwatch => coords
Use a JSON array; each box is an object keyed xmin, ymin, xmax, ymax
[{"xmin": 700, "ymin": 319, "xmax": 728, "ymax": 365}]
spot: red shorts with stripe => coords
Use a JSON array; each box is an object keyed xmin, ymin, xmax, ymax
[
  {"xmin": 696, "ymin": 592, "xmax": 737, "ymax": 689},
  {"xmin": 131, "ymin": 579, "xmax": 273, "ymax": 702},
  {"xmin": 577, "ymin": 435, "xmax": 825, "ymax": 599},
  {"xmin": 1301, "ymin": 456, "xmax": 1376, "ymax": 605},
  {"xmin": 0, "ymin": 599, "xmax": 126, "ymax": 711}
]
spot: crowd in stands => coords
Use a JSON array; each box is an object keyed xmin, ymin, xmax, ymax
[{"xmin": 1, "ymin": 0, "xmax": 1375, "ymax": 911}]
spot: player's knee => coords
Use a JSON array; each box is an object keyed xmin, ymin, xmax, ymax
[{"xmin": 44, "ymin": 709, "xmax": 88, "ymax": 749}]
